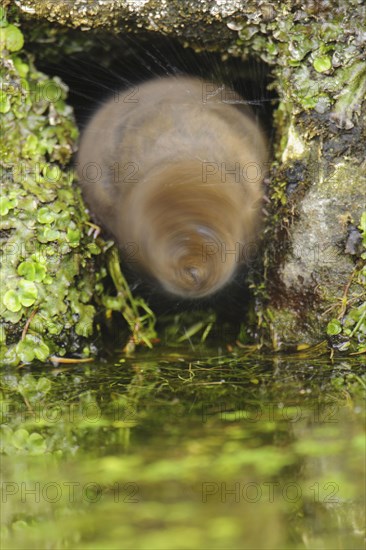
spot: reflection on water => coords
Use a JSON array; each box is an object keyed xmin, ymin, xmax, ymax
[{"xmin": 0, "ymin": 351, "xmax": 365, "ymax": 549}]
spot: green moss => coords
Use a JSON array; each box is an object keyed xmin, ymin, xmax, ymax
[
  {"xmin": 102, "ymin": 247, "xmax": 157, "ymax": 354},
  {"xmin": 326, "ymin": 212, "xmax": 366, "ymax": 354},
  {"xmin": 6, "ymin": 2, "xmax": 366, "ymax": 356},
  {"xmin": 0, "ymin": 11, "xmax": 106, "ymax": 366},
  {"xmin": 242, "ymin": 9, "xmax": 366, "ymax": 351}
]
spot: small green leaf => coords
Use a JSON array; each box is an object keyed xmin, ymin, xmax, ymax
[
  {"xmin": 17, "ymin": 260, "xmax": 36, "ymax": 281},
  {"xmin": 16, "ymin": 340, "xmax": 35, "ymax": 363},
  {"xmin": 75, "ymin": 304, "xmax": 95, "ymax": 337},
  {"xmin": 40, "ymin": 80, "xmax": 62, "ymax": 103},
  {"xmin": 16, "ymin": 338, "xmax": 50, "ymax": 365},
  {"xmin": 43, "ymin": 164, "xmax": 61, "ymax": 183},
  {"xmin": 3, "ymin": 290, "xmax": 21, "ymax": 312},
  {"xmin": 0, "ymin": 90, "xmax": 10, "ymax": 113},
  {"xmin": 0, "ymin": 196, "xmax": 17, "ymax": 215},
  {"xmin": 13, "ymin": 56, "xmax": 29, "ymax": 77},
  {"xmin": 43, "ymin": 227, "xmax": 60, "ymax": 241},
  {"xmin": 37, "ymin": 207, "xmax": 56, "ymax": 224},
  {"xmin": 22, "ymin": 134, "xmax": 39, "ymax": 157},
  {"xmin": 33, "ymin": 262, "xmax": 47, "ymax": 282},
  {"xmin": 67, "ymin": 227, "xmax": 81, "ymax": 246},
  {"xmin": 3, "ymin": 24, "xmax": 24, "ymax": 52},
  {"xmin": 313, "ymin": 55, "xmax": 332, "ymax": 73},
  {"xmin": 326, "ymin": 319, "xmax": 342, "ymax": 336},
  {"xmin": 18, "ymin": 280, "xmax": 38, "ymax": 307},
  {"xmin": 301, "ymin": 96, "xmax": 317, "ymax": 109},
  {"xmin": 87, "ymin": 242, "xmax": 101, "ymax": 255},
  {"xmin": 18, "ymin": 260, "xmax": 47, "ymax": 282},
  {"xmin": 34, "ymin": 342, "xmax": 50, "ymax": 362}
]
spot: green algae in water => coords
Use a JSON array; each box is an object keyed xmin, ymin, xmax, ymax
[
  {"xmin": 0, "ymin": 352, "xmax": 364, "ymax": 549},
  {"xmin": 1, "ymin": 7, "xmax": 363, "ymax": 545}
]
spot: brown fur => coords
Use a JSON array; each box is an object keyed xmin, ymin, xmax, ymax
[{"xmin": 77, "ymin": 76, "xmax": 268, "ymax": 298}]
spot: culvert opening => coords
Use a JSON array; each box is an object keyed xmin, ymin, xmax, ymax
[
  {"xmin": 36, "ymin": 31, "xmax": 275, "ymax": 133},
  {"xmin": 33, "ymin": 30, "xmax": 277, "ymax": 344}
]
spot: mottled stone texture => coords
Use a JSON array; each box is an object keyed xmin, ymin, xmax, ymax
[{"xmin": 12, "ymin": 0, "xmax": 366, "ymax": 350}]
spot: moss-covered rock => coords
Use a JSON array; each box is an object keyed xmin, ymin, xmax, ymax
[
  {"xmin": 261, "ymin": 18, "xmax": 366, "ymax": 350},
  {"xmin": 0, "ymin": 9, "xmax": 105, "ymax": 365},
  {"xmin": 7, "ymin": 0, "xmax": 366, "ymax": 355}
]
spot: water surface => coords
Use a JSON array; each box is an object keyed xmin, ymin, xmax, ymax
[{"xmin": 1, "ymin": 349, "xmax": 365, "ymax": 549}]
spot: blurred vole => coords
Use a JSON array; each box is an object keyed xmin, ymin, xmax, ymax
[{"xmin": 77, "ymin": 76, "xmax": 268, "ymax": 298}]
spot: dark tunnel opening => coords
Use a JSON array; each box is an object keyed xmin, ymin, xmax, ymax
[{"xmin": 31, "ymin": 29, "xmax": 277, "ymax": 347}]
